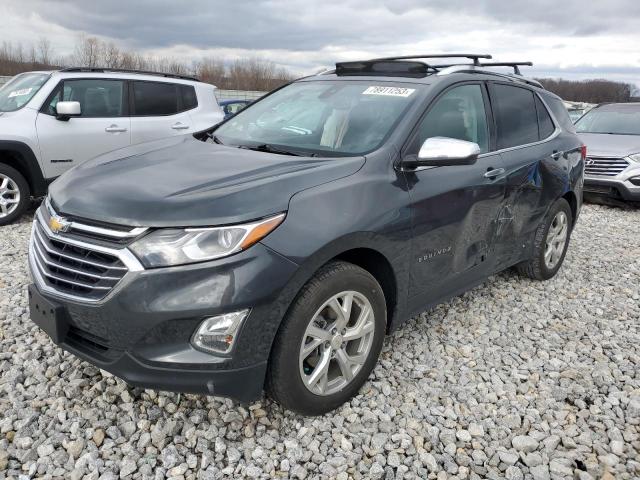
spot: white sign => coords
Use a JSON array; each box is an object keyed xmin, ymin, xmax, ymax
[
  {"xmin": 362, "ymin": 86, "xmax": 415, "ymax": 97},
  {"xmin": 8, "ymin": 88, "xmax": 33, "ymax": 98}
]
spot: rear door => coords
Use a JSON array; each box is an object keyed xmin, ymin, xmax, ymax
[
  {"xmin": 403, "ymin": 82, "xmax": 507, "ymax": 311},
  {"xmin": 488, "ymin": 82, "xmax": 561, "ymax": 268},
  {"xmin": 35, "ymin": 78, "xmax": 130, "ymax": 178},
  {"xmin": 129, "ymin": 80, "xmax": 196, "ymax": 145}
]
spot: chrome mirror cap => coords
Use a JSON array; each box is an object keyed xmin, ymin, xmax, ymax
[
  {"xmin": 55, "ymin": 101, "xmax": 81, "ymax": 118},
  {"xmin": 418, "ymin": 136, "xmax": 481, "ymax": 163}
]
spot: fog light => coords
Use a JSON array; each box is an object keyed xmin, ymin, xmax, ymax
[{"xmin": 191, "ymin": 310, "xmax": 250, "ymax": 354}]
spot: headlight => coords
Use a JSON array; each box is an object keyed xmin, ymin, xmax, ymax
[
  {"xmin": 130, "ymin": 213, "xmax": 285, "ymax": 267},
  {"xmin": 629, "ymin": 153, "xmax": 640, "ymax": 163}
]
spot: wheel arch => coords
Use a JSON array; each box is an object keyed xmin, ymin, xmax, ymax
[
  {"xmin": 0, "ymin": 141, "xmax": 48, "ymax": 197},
  {"xmin": 561, "ymin": 190, "xmax": 578, "ymax": 227}
]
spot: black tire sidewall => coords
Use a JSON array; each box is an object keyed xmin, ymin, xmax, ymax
[
  {"xmin": 537, "ymin": 198, "xmax": 572, "ymax": 279},
  {"xmin": 0, "ymin": 164, "xmax": 30, "ymax": 226},
  {"xmin": 268, "ymin": 263, "xmax": 386, "ymax": 415}
]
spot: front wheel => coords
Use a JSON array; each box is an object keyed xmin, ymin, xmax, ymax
[
  {"xmin": 266, "ymin": 261, "xmax": 387, "ymax": 415},
  {"xmin": 0, "ymin": 164, "xmax": 30, "ymax": 226},
  {"xmin": 517, "ymin": 197, "xmax": 573, "ymax": 280}
]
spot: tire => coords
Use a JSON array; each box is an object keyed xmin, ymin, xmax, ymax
[
  {"xmin": 0, "ymin": 163, "xmax": 30, "ymax": 226},
  {"xmin": 266, "ymin": 261, "xmax": 387, "ymax": 415},
  {"xmin": 517, "ymin": 197, "xmax": 572, "ymax": 280}
]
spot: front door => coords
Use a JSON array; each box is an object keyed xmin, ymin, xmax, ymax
[
  {"xmin": 36, "ymin": 78, "xmax": 130, "ymax": 178},
  {"xmin": 403, "ymin": 83, "xmax": 506, "ymax": 311}
]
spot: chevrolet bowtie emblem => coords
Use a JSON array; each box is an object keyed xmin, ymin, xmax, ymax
[{"xmin": 49, "ymin": 214, "xmax": 71, "ymax": 234}]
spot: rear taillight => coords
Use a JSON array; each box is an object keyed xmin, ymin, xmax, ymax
[{"xmin": 580, "ymin": 145, "xmax": 587, "ymax": 161}]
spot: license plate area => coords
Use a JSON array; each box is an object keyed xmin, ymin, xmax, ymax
[{"xmin": 28, "ymin": 285, "xmax": 69, "ymax": 344}]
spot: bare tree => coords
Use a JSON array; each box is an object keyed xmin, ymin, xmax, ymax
[
  {"xmin": 0, "ymin": 36, "xmax": 294, "ymax": 91},
  {"xmin": 72, "ymin": 36, "xmax": 101, "ymax": 67},
  {"xmin": 194, "ymin": 57, "xmax": 226, "ymax": 85},
  {"xmin": 37, "ymin": 37, "xmax": 53, "ymax": 65}
]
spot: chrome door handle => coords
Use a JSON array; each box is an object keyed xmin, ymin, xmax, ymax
[
  {"xmin": 551, "ymin": 151, "xmax": 564, "ymax": 160},
  {"xmin": 484, "ymin": 168, "xmax": 505, "ymax": 179},
  {"xmin": 105, "ymin": 125, "xmax": 127, "ymax": 133},
  {"xmin": 171, "ymin": 123, "xmax": 190, "ymax": 130}
]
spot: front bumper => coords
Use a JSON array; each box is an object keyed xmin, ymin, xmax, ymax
[
  {"xmin": 584, "ymin": 163, "xmax": 640, "ymax": 201},
  {"xmin": 28, "ymin": 225, "xmax": 299, "ymax": 402}
]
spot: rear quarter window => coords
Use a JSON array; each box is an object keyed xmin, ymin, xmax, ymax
[
  {"xmin": 535, "ymin": 95, "xmax": 556, "ymax": 139},
  {"xmin": 541, "ymin": 93, "xmax": 575, "ymax": 133}
]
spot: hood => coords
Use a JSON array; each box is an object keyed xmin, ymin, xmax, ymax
[
  {"xmin": 578, "ymin": 132, "xmax": 640, "ymax": 158},
  {"xmin": 49, "ymin": 136, "xmax": 365, "ymax": 227}
]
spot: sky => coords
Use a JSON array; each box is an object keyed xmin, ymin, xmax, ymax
[{"xmin": 2, "ymin": 0, "xmax": 640, "ymax": 90}]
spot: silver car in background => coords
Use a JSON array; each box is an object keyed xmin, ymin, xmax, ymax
[{"xmin": 575, "ymin": 103, "xmax": 640, "ymax": 203}]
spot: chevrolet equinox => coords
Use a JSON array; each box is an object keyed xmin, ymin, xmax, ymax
[{"xmin": 28, "ymin": 54, "xmax": 585, "ymax": 415}]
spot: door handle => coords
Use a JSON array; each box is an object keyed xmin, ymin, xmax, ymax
[
  {"xmin": 551, "ymin": 151, "xmax": 564, "ymax": 160},
  {"xmin": 484, "ymin": 168, "xmax": 505, "ymax": 179},
  {"xmin": 171, "ymin": 123, "xmax": 190, "ymax": 130},
  {"xmin": 105, "ymin": 125, "xmax": 127, "ymax": 133}
]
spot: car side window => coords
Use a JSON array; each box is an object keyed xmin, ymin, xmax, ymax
[
  {"xmin": 542, "ymin": 94, "xmax": 576, "ymax": 133},
  {"xmin": 44, "ymin": 79, "xmax": 125, "ymax": 117},
  {"xmin": 132, "ymin": 81, "xmax": 180, "ymax": 116},
  {"xmin": 535, "ymin": 95, "xmax": 556, "ymax": 140},
  {"xmin": 180, "ymin": 85, "xmax": 198, "ymax": 110},
  {"xmin": 412, "ymin": 84, "xmax": 489, "ymax": 154},
  {"xmin": 492, "ymin": 84, "xmax": 539, "ymax": 149}
]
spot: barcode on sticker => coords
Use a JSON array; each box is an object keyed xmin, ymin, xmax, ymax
[
  {"xmin": 8, "ymin": 88, "xmax": 33, "ymax": 98},
  {"xmin": 363, "ymin": 86, "xmax": 415, "ymax": 97}
]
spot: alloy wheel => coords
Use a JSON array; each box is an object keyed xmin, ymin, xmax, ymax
[
  {"xmin": 0, "ymin": 174, "xmax": 21, "ymax": 219},
  {"xmin": 299, "ymin": 290, "xmax": 376, "ymax": 396},
  {"xmin": 544, "ymin": 211, "xmax": 568, "ymax": 270}
]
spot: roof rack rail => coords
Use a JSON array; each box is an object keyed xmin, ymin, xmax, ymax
[
  {"xmin": 59, "ymin": 67, "xmax": 199, "ymax": 82},
  {"xmin": 369, "ymin": 53, "xmax": 492, "ymax": 66}
]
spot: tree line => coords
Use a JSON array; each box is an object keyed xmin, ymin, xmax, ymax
[
  {"xmin": 1, "ymin": 37, "xmax": 637, "ymax": 100},
  {"xmin": 0, "ymin": 37, "xmax": 294, "ymax": 91},
  {"xmin": 535, "ymin": 78, "xmax": 636, "ymax": 104}
]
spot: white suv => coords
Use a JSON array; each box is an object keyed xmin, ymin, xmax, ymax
[{"xmin": 0, "ymin": 68, "xmax": 224, "ymax": 225}]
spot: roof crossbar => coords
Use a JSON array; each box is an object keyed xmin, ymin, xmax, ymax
[
  {"xmin": 60, "ymin": 67, "xmax": 199, "ymax": 82},
  {"xmin": 477, "ymin": 62, "xmax": 533, "ymax": 75},
  {"xmin": 432, "ymin": 61, "xmax": 534, "ymax": 75},
  {"xmin": 369, "ymin": 54, "xmax": 492, "ymax": 66}
]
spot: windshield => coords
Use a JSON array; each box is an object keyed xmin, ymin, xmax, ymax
[
  {"xmin": 215, "ymin": 80, "xmax": 422, "ymax": 156},
  {"xmin": 0, "ymin": 73, "xmax": 50, "ymax": 112},
  {"xmin": 575, "ymin": 106, "xmax": 640, "ymax": 135}
]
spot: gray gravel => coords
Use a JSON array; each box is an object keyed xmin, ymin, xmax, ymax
[{"xmin": 1, "ymin": 204, "xmax": 639, "ymax": 479}]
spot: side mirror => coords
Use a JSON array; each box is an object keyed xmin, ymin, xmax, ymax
[
  {"xmin": 403, "ymin": 137, "xmax": 481, "ymax": 169},
  {"xmin": 55, "ymin": 101, "xmax": 81, "ymax": 121}
]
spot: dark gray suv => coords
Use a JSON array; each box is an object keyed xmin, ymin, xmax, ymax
[{"xmin": 27, "ymin": 55, "xmax": 585, "ymax": 415}]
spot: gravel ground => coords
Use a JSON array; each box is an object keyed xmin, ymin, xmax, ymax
[{"xmin": 1, "ymin": 203, "xmax": 639, "ymax": 480}]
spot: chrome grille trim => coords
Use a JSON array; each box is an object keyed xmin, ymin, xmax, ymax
[
  {"xmin": 585, "ymin": 157, "xmax": 630, "ymax": 177},
  {"xmin": 45, "ymin": 198, "xmax": 147, "ymax": 240},
  {"xmin": 29, "ymin": 207, "xmax": 144, "ymax": 304}
]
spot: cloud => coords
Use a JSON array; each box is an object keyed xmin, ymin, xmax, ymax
[{"xmin": 1, "ymin": 0, "xmax": 640, "ymax": 86}]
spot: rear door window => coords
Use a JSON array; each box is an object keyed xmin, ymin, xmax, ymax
[
  {"xmin": 492, "ymin": 84, "xmax": 539, "ymax": 149},
  {"xmin": 132, "ymin": 81, "xmax": 180, "ymax": 116}
]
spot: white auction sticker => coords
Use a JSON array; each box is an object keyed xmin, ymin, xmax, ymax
[
  {"xmin": 362, "ymin": 86, "xmax": 415, "ymax": 97},
  {"xmin": 8, "ymin": 88, "xmax": 33, "ymax": 98}
]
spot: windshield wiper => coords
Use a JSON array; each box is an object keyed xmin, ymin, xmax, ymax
[{"xmin": 237, "ymin": 143, "xmax": 309, "ymax": 156}]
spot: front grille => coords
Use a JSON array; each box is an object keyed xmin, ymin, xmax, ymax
[
  {"xmin": 585, "ymin": 157, "xmax": 630, "ymax": 176},
  {"xmin": 31, "ymin": 219, "xmax": 129, "ymax": 301}
]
